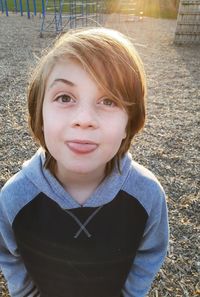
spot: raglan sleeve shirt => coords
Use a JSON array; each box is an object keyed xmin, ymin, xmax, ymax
[{"xmin": 0, "ymin": 150, "xmax": 169, "ymax": 297}]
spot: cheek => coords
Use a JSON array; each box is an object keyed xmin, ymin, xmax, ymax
[
  {"xmin": 43, "ymin": 120, "xmax": 59, "ymax": 141},
  {"xmin": 42, "ymin": 108, "xmax": 58, "ymax": 143},
  {"xmin": 107, "ymin": 117, "xmax": 128, "ymax": 145},
  {"xmin": 43, "ymin": 103, "xmax": 60, "ymax": 130}
]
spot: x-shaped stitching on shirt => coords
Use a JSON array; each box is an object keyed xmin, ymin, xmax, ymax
[{"xmin": 64, "ymin": 206, "xmax": 103, "ymax": 238}]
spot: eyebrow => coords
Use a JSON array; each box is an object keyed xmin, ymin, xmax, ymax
[{"xmin": 49, "ymin": 78, "xmax": 76, "ymax": 89}]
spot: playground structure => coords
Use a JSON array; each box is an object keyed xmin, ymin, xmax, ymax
[
  {"xmin": 0, "ymin": 0, "xmax": 105, "ymax": 35},
  {"xmin": 40, "ymin": 0, "xmax": 105, "ymax": 36},
  {"xmin": 0, "ymin": 0, "xmax": 145, "ymax": 35},
  {"xmin": 174, "ymin": 0, "xmax": 200, "ymax": 44},
  {"xmin": 118, "ymin": 0, "xmax": 143, "ymax": 22}
]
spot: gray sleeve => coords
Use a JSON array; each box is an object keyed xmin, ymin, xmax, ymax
[
  {"xmin": 0, "ymin": 191, "xmax": 40, "ymax": 297},
  {"xmin": 122, "ymin": 190, "xmax": 169, "ymax": 297}
]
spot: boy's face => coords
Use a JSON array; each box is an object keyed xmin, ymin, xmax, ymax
[{"xmin": 42, "ymin": 60, "xmax": 128, "ymax": 180}]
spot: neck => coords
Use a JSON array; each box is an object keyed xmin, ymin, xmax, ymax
[{"xmin": 55, "ymin": 165, "xmax": 106, "ymax": 205}]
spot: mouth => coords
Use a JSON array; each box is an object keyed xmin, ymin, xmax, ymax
[{"xmin": 65, "ymin": 140, "xmax": 98, "ymax": 154}]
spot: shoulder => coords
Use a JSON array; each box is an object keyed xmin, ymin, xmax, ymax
[
  {"xmin": 121, "ymin": 159, "xmax": 166, "ymax": 215},
  {"xmin": 0, "ymin": 169, "xmax": 40, "ymax": 225}
]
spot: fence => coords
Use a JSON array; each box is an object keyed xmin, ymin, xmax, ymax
[
  {"xmin": 174, "ymin": 0, "xmax": 200, "ymax": 44},
  {"xmin": 0, "ymin": 0, "xmax": 42, "ymax": 17},
  {"xmin": 0, "ymin": 0, "xmax": 105, "ymax": 35}
]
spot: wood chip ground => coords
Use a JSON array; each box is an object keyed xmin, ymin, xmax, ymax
[{"xmin": 0, "ymin": 14, "xmax": 199, "ymax": 297}]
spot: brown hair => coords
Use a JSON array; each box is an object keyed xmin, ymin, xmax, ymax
[{"xmin": 28, "ymin": 27, "xmax": 146, "ymax": 176}]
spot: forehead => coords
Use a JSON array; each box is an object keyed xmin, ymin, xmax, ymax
[
  {"xmin": 45, "ymin": 59, "xmax": 103, "ymax": 94},
  {"xmin": 47, "ymin": 60, "xmax": 86, "ymax": 82}
]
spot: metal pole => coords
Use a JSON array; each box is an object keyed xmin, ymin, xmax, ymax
[
  {"xmin": 81, "ymin": 0, "xmax": 84, "ymax": 27},
  {"xmin": 42, "ymin": 0, "xmax": 45, "ymax": 17},
  {"xmin": 69, "ymin": 0, "xmax": 73, "ymax": 28},
  {"xmin": 74, "ymin": 0, "xmax": 76, "ymax": 28},
  {"xmin": 14, "ymin": 0, "xmax": 18, "ymax": 12},
  {"xmin": 54, "ymin": 0, "xmax": 57, "ymax": 33},
  {"xmin": 96, "ymin": 0, "xmax": 98, "ymax": 25},
  {"xmin": 59, "ymin": 0, "xmax": 62, "ymax": 30},
  {"xmin": 0, "ymin": 0, "xmax": 4, "ymax": 13},
  {"xmin": 86, "ymin": 1, "xmax": 88, "ymax": 26},
  {"xmin": 19, "ymin": 0, "xmax": 23, "ymax": 16},
  {"xmin": 33, "ymin": 0, "xmax": 37, "ymax": 16},
  {"xmin": 26, "ymin": 0, "xmax": 30, "ymax": 18},
  {"xmin": 4, "ymin": 0, "xmax": 8, "ymax": 16},
  {"xmin": 40, "ymin": 0, "xmax": 46, "ymax": 37}
]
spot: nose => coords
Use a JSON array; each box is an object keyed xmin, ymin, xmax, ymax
[{"xmin": 71, "ymin": 105, "xmax": 98, "ymax": 129}]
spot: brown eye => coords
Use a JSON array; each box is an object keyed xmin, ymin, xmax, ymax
[
  {"xmin": 55, "ymin": 94, "xmax": 74, "ymax": 103},
  {"xmin": 101, "ymin": 98, "xmax": 116, "ymax": 107}
]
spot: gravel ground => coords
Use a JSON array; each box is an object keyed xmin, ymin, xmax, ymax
[{"xmin": 0, "ymin": 13, "xmax": 200, "ymax": 297}]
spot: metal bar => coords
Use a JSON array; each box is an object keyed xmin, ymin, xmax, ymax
[
  {"xmin": 42, "ymin": 0, "xmax": 45, "ymax": 17},
  {"xmin": 4, "ymin": 0, "xmax": 8, "ymax": 16},
  {"xmin": 0, "ymin": 0, "xmax": 4, "ymax": 13},
  {"xmin": 74, "ymin": 0, "xmax": 76, "ymax": 28},
  {"xmin": 26, "ymin": 0, "xmax": 30, "ymax": 18},
  {"xmin": 54, "ymin": 0, "xmax": 59, "ymax": 33},
  {"xmin": 19, "ymin": 0, "xmax": 23, "ymax": 16},
  {"xmin": 59, "ymin": 0, "xmax": 62, "ymax": 30},
  {"xmin": 14, "ymin": 0, "xmax": 18, "ymax": 12},
  {"xmin": 33, "ymin": 0, "xmax": 37, "ymax": 16}
]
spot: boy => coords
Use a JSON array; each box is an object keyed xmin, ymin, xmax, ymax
[{"xmin": 0, "ymin": 28, "xmax": 169, "ymax": 297}]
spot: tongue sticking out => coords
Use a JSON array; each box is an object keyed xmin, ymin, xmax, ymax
[{"xmin": 67, "ymin": 142, "xmax": 98, "ymax": 154}]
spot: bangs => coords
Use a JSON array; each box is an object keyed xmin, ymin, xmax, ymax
[
  {"xmin": 41, "ymin": 27, "xmax": 145, "ymax": 113},
  {"xmin": 54, "ymin": 34, "xmax": 143, "ymax": 112}
]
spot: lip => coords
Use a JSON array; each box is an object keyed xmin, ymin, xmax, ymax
[{"xmin": 65, "ymin": 140, "xmax": 98, "ymax": 154}]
